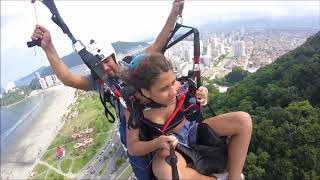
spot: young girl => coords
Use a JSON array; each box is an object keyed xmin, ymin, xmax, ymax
[{"xmin": 124, "ymin": 53, "xmax": 252, "ymax": 180}]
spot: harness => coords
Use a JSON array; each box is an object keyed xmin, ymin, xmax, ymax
[
  {"xmin": 132, "ymin": 88, "xmax": 201, "ymax": 136},
  {"xmin": 122, "ymin": 18, "xmax": 222, "ymax": 180},
  {"xmin": 97, "ymin": 77, "xmax": 127, "ymax": 123},
  {"xmin": 128, "ymin": 81, "xmax": 227, "ymax": 179},
  {"xmin": 126, "ymin": 17, "xmax": 223, "ymax": 179}
]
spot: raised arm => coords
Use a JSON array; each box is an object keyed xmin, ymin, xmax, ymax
[
  {"xmin": 144, "ymin": 0, "xmax": 184, "ymax": 53},
  {"xmin": 31, "ymin": 25, "xmax": 91, "ymax": 91}
]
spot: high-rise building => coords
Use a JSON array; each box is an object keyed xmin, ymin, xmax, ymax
[
  {"xmin": 201, "ymin": 44, "xmax": 211, "ymax": 67},
  {"xmin": 183, "ymin": 49, "xmax": 191, "ymax": 62},
  {"xmin": 201, "ymin": 57, "xmax": 210, "ymax": 67},
  {"xmin": 212, "ymin": 49, "xmax": 220, "ymax": 59},
  {"xmin": 211, "ymin": 37, "xmax": 218, "ymax": 48},
  {"xmin": 232, "ymin": 41, "xmax": 246, "ymax": 57},
  {"xmin": 218, "ymin": 43, "xmax": 225, "ymax": 55},
  {"xmin": 4, "ymin": 81, "xmax": 16, "ymax": 93},
  {"xmin": 39, "ymin": 78, "xmax": 48, "ymax": 89},
  {"xmin": 51, "ymin": 75, "xmax": 58, "ymax": 83},
  {"xmin": 45, "ymin": 75, "xmax": 54, "ymax": 87}
]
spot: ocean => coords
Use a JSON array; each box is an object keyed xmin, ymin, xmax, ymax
[
  {"xmin": 0, "ymin": 65, "xmax": 88, "ymax": 151},
  {"xmin": 0, "ymin": 94, "xmax": 43, "ymax": 146}
]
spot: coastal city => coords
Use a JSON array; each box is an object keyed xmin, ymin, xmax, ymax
[
  {"xmin": 1, "ymin": 27, "xmax": 318, "ymax": 180},
  {"xmin": 0, "ymin": 27, "xmax": 316, "ymax": 97},
  {"xmin": 166, "ymin": 28, "xmax": 316, "ymax": 80}
]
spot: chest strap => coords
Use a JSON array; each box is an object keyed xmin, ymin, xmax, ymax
[{"xmin": 161, "ymin": 94, "xmax": 187, "ymax": 134}]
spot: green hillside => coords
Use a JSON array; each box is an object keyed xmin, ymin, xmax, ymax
[{"xmin": 206, "ymin": 31, "xmax": 320, "ymax": 179}]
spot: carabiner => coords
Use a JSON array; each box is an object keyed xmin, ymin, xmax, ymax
[
  {"xmin": 72, "ymin": 40, "xmax": 85, "ymax": 53},
  {"xmin": 176, "ymin": 15, "xmax": 183, "ymax": 25}
]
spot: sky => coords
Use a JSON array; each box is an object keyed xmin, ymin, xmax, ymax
[{"xmin": 1, "ymin": 0, "xmax": 319, "ymax": 88}]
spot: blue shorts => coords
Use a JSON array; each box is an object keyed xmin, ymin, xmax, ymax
[
  {"xmin": 173, "ymin": 120, "xmax": 198, "ymax": 148},
  {"xmin": 128, "ymin": 155, "xmax": 152, "ymax": 179}
]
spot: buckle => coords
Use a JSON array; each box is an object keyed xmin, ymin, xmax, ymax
[{"xmin": 72, "ymin": 40, "xmax": 85, "ymax": 53}]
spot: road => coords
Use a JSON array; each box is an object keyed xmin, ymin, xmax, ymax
[
  {"xmin": 80, "ymin": 121, "xmax": 121, "ymax": 179},
  {"xmin": 100, "ymin": 146, "xmax": 125, "ymax": 179}
]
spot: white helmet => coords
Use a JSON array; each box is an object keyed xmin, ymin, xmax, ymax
[{"xmin": 87, "ymin": 39, "xmax": 118, "ymax": 63}]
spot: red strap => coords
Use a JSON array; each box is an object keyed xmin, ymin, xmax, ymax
[
  {"xmin": 98, "ymin": 79, "xmax": 123, "ymax": 99},
  {"xmin": 98, "ymin": 79, "xmax": 104, "ymax": 87},
  {"xmin": 112, "ymin": 88, "xmax": 122, "ymax": 98},
  {"xmin": 193, "ymin": 55, "xmax": 200, "ymax": 64},
  {"xmin": 181, "ymin": 103, "xmax": 201, "ymax": 112},
  {"xmin": 161, "ymin": 94, "xmax": 187, "ymax": 134}
]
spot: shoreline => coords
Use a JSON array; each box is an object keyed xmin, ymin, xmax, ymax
[
  {"xmin": 1, "ymin": 93, "xmax": 44, "ymax": 142},
  {"xmin": 1, "ymin": 89, "xmax": 43, "ymax": 109},
  {"xmin": 0, "ymin": 85, "xmax": 77, "ymax": 180},
  {"xmin": 1, "ymin": 97, "xmax": 26, "ymax": 109}
]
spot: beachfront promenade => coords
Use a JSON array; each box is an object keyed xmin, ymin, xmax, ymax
[
  {"xmin": 1, "ymin": 85, "xmax": 76, "ymax": 180},
  {"xmin": 1, "ymin": 83, "xmax": 134, "ymax": 180}
]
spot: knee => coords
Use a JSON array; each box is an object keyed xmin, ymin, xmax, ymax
[
  {"xmin": 152, "ymin": 158, "xmax": 165, "ymax": 179},
  {"xmin": 237, "ymin": 111, "xmax": 252, "ymax": 132},
  {"xmin": 152, "ymin": 149, "xmax": 171, "ymax": 179}
]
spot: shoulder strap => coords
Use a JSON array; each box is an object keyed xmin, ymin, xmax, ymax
[
  {"xmin": 160, "ymin": 95, "xmax": 187, "ymax": 134},
  {"xmin": 142, "ymin": 101, "xmax": 163, "ymax": 111}
]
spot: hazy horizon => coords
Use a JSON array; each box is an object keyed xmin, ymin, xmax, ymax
[{"xmin": 1, "ymin": 1, "xmax": 319, "ymax": 88}]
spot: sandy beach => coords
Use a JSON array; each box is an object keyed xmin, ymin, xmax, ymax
[{"xmin": 1, "ymin": 85, "xmax": 76, "ymax": 180}]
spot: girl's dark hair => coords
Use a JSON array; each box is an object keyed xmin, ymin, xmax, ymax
[
  {"xmin": 125, "ymin": 52, "xmax": 173, "ymax": 129},
  {"xmin": 129, "ymin": 52, "xmax": 173, "ymax": 90}
]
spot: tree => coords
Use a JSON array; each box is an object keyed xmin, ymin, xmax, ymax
[
  {"xmin": 225, "ymin": 66, "xmax": 249, "ymax": 85},
  {"xmin": 204, "ymin": 32, "xmax": 320, "ymax": 179},
  {"xmin": 29, "ymin": 78, "xmax": 41, "ymax": 90}
]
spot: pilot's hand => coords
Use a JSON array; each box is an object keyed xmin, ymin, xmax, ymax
[
  {"xmin": 172, "ymin": 0, "xmax": 184, "ymax": 18},
  {"xmin": 31, "ymin": 24, "xmax": 53, "ymax": 49}
]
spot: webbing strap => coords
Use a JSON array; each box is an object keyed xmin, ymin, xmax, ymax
[
  {"xmin": 161, "ymin": 94, "xmax": 187, "ymax": 133},
  {"xmin": 98, "ymin": 80, "xmax": 116, "ymax": 123},
  {"xmin": 165, "ymin": 142, "xmax": 179, "ymax": 180},
  {"xmin": 161, "ymin": 23, "xmax": 194, "ymax": 53},
  {"xmin": 99, "ymin": 91, "xmax": 116, "ymax": 123},
  {"xmin": 40, "ymin": 0, "xmax": 77, "ymax": 43}
]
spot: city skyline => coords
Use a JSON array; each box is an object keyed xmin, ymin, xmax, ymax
[{"xmin": 1, "ymin": 1, "xmax": 319, "ymax": 87}]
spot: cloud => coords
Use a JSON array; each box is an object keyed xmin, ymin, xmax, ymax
[
  {"xmin": 1, "ymin": 0, "xmax": 319, "ymax": 86},
  {"xmin": 182, "ymin": 1, "xmax": 319, "ymax": 23},
  {"xmin": 1, "ymin": 1, "xmax": 173, "ymax": 86}
]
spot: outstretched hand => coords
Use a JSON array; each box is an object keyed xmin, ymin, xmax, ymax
[
  {"xmin": 31, "ymin": 24, "xmax": 52, "ymax": 49},
  {"xmin": 172, "ymin": 0, "xmax": 185, "ymax": 18}
]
